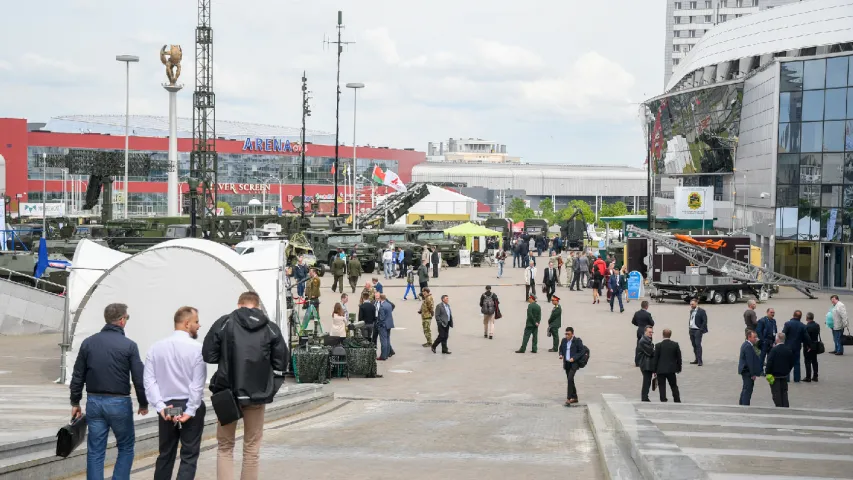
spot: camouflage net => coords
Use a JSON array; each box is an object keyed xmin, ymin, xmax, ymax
[{"xmin": 292, "ymin": 348, "xmax": 329, "ymax": 384}]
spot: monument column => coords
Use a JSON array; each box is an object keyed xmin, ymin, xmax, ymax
[{"xmin": 160, "ymin": 44, "xmax": 183, "ymax": 217}]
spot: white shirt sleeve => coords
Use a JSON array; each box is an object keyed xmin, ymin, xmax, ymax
[
  {"xmin": 143, "ymin": 349, "xmax": 165, "ymax": 413},
  {"xmin": 185, "ymin": 349, "xmax": 207, "ymax": 417}
]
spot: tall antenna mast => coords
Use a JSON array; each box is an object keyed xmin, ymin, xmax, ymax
[
  {"xmin": 301, "ymin": 72, "xmax": 311, "ymax": 219},
  {"xmin": 324, "ymin": 11, "xmax": 354, "ymax": 217},
  {"xmin": 192, "ymin": 0, "xmax": 216, "ymax": 236}
]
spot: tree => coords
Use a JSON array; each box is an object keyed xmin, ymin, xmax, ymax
[
  {"xmin": 507, "ymin": 197, "xmax": 535, "ymax": 222},
  {"xmin": 538, "ymin": 198, "xmax": 555, "ymax": 223},
  {"xmin": 598, "ymin": 201, "xmax": 629, "ymax": 228},
  {"xmin": 217, "ymin": 201, "xmax": 233, "ymax": 216}
]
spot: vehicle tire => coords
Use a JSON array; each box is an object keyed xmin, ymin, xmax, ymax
[
  {"xmin": 446, "ymin": 255, "xmax": 460, "ymax": 267},
  {"xmin": 682, "ymin": 296, "xmax": 692, "ymax": 303},
  {"xmin": 712, "ymin": 291, "xmax": 724, "ymax": 304},
  {"xmin": 316, "ymin": 263, "xmax": 327, "ymax": 277},
  {"xmin": 363, "ymin": 261, "xmax": 375, "ymax": 274},
  {"xmin": 725, "ymin": 291, "xmax": 738, "ymax": 304}
]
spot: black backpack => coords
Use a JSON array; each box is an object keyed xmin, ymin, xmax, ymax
[{"xmin": 577, "ymin": 345, "xmax": 591, "ymax": 368}]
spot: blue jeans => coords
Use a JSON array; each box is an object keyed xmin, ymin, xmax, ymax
[
  {"xmin": 86, "ymin": 395, "xmax": 135, "ymax": 480},
  {"xmin": 403, "ymin": 284, "xmax": 416, "ymax": 299},
  {"xmin": 833, "ymin": 329, "xmax": 844, "ymax": 354},
  {"xmin": 379, "ymin": 326, "xmax": 392, "ymax": 359},
  {"xmin": 296, "ymin": 281, "xmax": 305, "ymax": 297},
  {"xmin": 384, "ymin": 261, "xmax": 394, "ymax": 278},
  {"xmin": 498, "ymin": 261, "xmax": 504, "ymax": 277},
  {"xmin": 739, "ymin": 372, "xmax": 754, "ymax": 405}
]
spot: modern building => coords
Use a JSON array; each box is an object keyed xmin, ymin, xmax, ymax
[
  {"xmin": 664, "ymin": 0, "xmax": 802, "ymax": 87},
  {"xmin": 0, "ymin": 116, "xmax": 424, "ymax": 217},
  {"xmin": 426, "ymin": 138, "xmax": 520, "ymax": 163},
  {"xmin": 645, "ymin": 0, "xmax": 853, "ymax": 288},
  {"xmin": 412, "ymin": 161, "xmax": 648, "ymax": 214}
]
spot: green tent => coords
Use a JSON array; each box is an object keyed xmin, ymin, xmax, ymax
[{"xmin": 443, "ymin": 222, "xmax": 502, "ymax": 251}]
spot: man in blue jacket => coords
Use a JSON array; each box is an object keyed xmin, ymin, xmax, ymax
[
  {"xmin": 738, "ymin": 329, "xmax": 762, "ymax": 405},
  {"xmin": 755, "ymin": 307, "xmax": 777, "ymax": 374},
  {"xmin": 70, "ymin": 303, "xmax": 148, "ymax": 479},
  {"xmin": 782, "ymin": 310, "xmax": 811, "ymax": 382},
  {"xmin": 377, "ymin": 294, "xmax": 396, "ymax": 361}
]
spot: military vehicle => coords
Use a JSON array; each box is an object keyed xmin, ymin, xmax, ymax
[
  {"xmin": 283, "ymin": 232, "xmax": 318, "ymax": 269},
  {"xmin": 45, "ymin": 224, "xmax": 110, "ymax": 259},
  {"xmin": 403, "ymin": 227, "xmax": 461, "ymax": 267},
  {"xmin": 522, "ymin": 218, "xmax": 549, "ymax": 237},
  {"xmin": 0, "ymin": 250, "xmax": 71, "ymax": 294},
  {"xmin": 366, "ymin": 230, "xmax": 421, "ymax": 267},
  {"xmin": 559, "ymin": 208, "xmax": 589, "ymax": 251},
  {"xmin": 484, "ymin": 218, "xmax": 513, "ymax": 248},
  {"xmin": 304, "ymin": 228, "xmax": 376, "ymax": 275}
]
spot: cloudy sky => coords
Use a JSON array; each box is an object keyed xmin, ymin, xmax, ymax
[{"xmin": 0, "ymin": 0, "xmax": 665, "ymax": 165}]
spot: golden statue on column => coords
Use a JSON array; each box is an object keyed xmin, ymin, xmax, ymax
[{"xmin": 160, "ymin": 45, "xmax": 182, "ymax": 85}]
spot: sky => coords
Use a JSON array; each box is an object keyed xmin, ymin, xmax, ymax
[{"xmin": 0, "ymin": 0, "xmax": 665, "ymax": 166}]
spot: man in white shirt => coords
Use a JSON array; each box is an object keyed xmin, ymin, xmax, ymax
[
  {"xmin": 144, "ymin": 306, "xmax": 207, "ymax": 480},
  {"xmin": 382, "ymin": 248, "xmax": 394, "ymax": 279}
]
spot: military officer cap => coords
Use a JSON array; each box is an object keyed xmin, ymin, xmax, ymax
[{"xmin": 551, "ymin": 295, "xmax": 560, "ymax": 302}]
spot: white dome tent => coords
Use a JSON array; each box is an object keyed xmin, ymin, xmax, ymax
[{"xmin": 60, "ymin": 238, "xmax": 287, "ymax": 384}]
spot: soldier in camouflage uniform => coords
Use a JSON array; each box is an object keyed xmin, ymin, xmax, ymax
[
  {"xmin": 420, "ymin": 287, "xmax": 435, "ymax": 347},
  {"xmin": 516, "ymin": 295, "xmax": 541, "ymax": 353},
  {"xmin": 360, "ymin": 281, "xmax": 375, "ymax": 306},
  {"xmin": 348, "ymin": 254, "xmax": 363, "ymax": 294},
  {"xmin": 331, "ymin": 251, "xmax": 347, "ymax": 293},
  {"xmin": 547, "ymin": 295, "xmax": 563, "ymax": 352}
]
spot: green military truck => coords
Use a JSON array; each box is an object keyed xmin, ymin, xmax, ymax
[
  {"xmin": 406, "ymin": 228, "xmax": 461, "ymax": 267},
  {"xmin": 305, "ymin": 230, "xmax": 376, "ymax": 276},
  {"xmin": 366, "ymin": 230, "xmax": 421, "ymax": 267}
]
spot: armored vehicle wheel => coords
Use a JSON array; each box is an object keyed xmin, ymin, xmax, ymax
[
  {"xmin": 362, "ymin": 260, "xmax": 375, "ymax": 274},
  {"xmin": 446, "ymin": 255, "xmax": 460, "ymax": 267}
]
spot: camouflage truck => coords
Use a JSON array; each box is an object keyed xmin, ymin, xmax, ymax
[
  {"xmin": 406, "ymin": 229, "xmax": 461, "ymax": 267},
  {"xmin": 45, "ymin": 224, "xmax": 109, "ymax": 259},
  {"xmin": 365, "ymin": 230, "xmax": 421, "ymax": 267},
  {"xmin": 304, "ymin": 230, "xmax": 376, "ymax": 276}
]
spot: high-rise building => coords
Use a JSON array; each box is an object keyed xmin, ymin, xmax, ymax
[
  {"xmin": 664, "ymin": 0, "xmax": 802, "ymax": 87},
  {"xmin": 426, "ymin": 138, "xmax": 520, "ymax": 163}
]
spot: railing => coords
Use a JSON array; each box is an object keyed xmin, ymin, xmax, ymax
[{"xmin": 0, "ymin": 265, "xmax": 67, "ymax": 296}]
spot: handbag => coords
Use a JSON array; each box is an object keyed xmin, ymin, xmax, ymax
[
  {"xmin": 843, "ymin": 327, "xmax": 853, "ymax": 346},
  {"xmin": 56, "ymin": 415, "xmax": 87, "ymax": 458},
  {"xmin": 651, "ymin": 376, "xmax": 658, "ymax": 391},
  {"xmin": 211, "ymin": 389, "xmax": 243, "ymax": 426},
  {"xmin": 814, "ymin": 332, "xmax": 825, "ymax": 355},
  {"xmin": 495, "ymin": 300, "xmax": 503, "ymax": 320}
]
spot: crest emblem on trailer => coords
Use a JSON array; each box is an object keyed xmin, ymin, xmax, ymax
[{"xmin": 687, "ymin": 192, "xmax": 702, "ymax": 210}]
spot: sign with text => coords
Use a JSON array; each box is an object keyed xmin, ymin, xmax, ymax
[
  {"xmin": 627, "ymin": 271, "xmax": 644, "ymax": 300},
  {"xmin": 242, "ymin": 138, "xmax": 304, "ymax": 153},
  {"xmin": 20, "ymin": 203, "xmax": 66, "ymax": 218},
  {"xmin": 459, "ymin": 249, "xmax": 471, "ymax": 266},
  {"xmin": 217, "ymin": 183, "xmax": 273, "ymax": 195},
  {"xmin": 673, "ymin": 186, "xmax": 714, "ymax": 219}
]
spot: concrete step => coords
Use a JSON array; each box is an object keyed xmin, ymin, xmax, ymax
[{"xmin": 0, "ymin": 384, "xmax": 332, "ymax": 480}]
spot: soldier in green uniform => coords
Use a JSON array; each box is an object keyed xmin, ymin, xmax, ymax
[
  {"xmin": 331, "ymin": 251, "xmax": 347, "ymax": 293},
  {"xmin": 547, "ymin": 295, "xmax": 562, "ymax": 352},
  {"xmin": 305, "ymin": 268, "xmax": 322, "ymax": 310},
  {"xmin": 516, "ymin": 295, "xmax": 541, "ymax": 353},
  {"xmin": 347, "ymin": 253, "xmax": 363, "ymax": 294},
  {"xmin": 420, "ymin": 287, "xmax": 435, "ymax": 347}
]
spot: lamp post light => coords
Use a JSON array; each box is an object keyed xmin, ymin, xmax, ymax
[
  {"xmin": 42, "ymin": 153, "xmax": 47, "ymax": 236},
  {"xmin": 116, "ymin": 54, "xmax": 139, "ymax": 220},
  {"xmin": 346, "ymin": 82, "xmax": 364, "ymax": 230},
  {"xmin": 248, "ymin": 198, "xmax": 262, "ymax": 235}
]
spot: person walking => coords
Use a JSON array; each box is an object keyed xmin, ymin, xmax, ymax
[
  {"xmin": 804, "ymin": 312, "xmax": 821, "ymax": 382},
  {"xmin": 524, "ymin": 263, "xmax": 537, "ymax": 301},
  {"xmin": 652, "ymin": 329, "xmax": 682, "ymax": 403},
  {"xmin": 609, "ymin": 266, "xmax": 625, "ymax": 313},
  {"xmin": 432, "ymin": 294, "xmax": 454, "ymax": 354},
  {"xmin": 480, "ymin": 285, "xmax": 498, "ymax": 339},
  {"xmin": 556, "ymin": 255, "xmax": 564, "ymax": 285},
  {"xmin": 766, "ymin": 332, "xmax": 794, "ymax": 408},
  {"xmin": 565, "ymin": 252, "xmax": 576, "ymax": 289},
  {"xmin": 516, "ymin": 295, "xmax": 541, "ymax": 353},
  {"xmin": 559, "ymin": 327, "xmax": 584, "ymax": 406},
  {"xmin": 358, "ymin": 291, "xmax": 376, "ymax": 342},
  {"xmin": 431, "ymin": 247, "xmax": 441, "ymax": 278},
  {"xmin": 688, "ymin": 298, "xmax": 708, "ymax": 366},
  {"xmin": 496, "ymin": 248, "xmax": 507, "ymax": 279},
  {"xmin": 331, "ymin": 253, "xmax": 346, "ymax": 294},
  {"xmin": 546, "ymin": 295, "xmax": 562, "ymax": 352},
  {"xmin": 202, "ymin": 291, "xmax": 288, "ymax": 480},
  {"xmin": 70, "ymin": 303, "xmax": 148, "ymax": 479},
  {"xmin": 831, "ymin": 295, "xmax": 848, "ymax": 355},
  {"xmin": 576, "ymin": 253, "xmax": 589, "ymax": 290},
  {"xmin": 631, "ymin": 301, "xmax": 655, "ymax": 344},
  {"xmin": 382, "ymin": 247, "xmax": 393, "ymax": 279},
  {"xmin": 420, "ymin": 287, "xmax": 435, "ymax": 347},
  {"xmin": 403, "ymin": 265, "xmax": 417, "ymax": 300},
  {"xmin": 782, "ymin": 310, "xmax": 811, "ymax": 383},
  {"xmin": 417, "ymin": 260, "xmax": 430, "ymax": 296},
  {"xmin": 756, "ymin": 307, "xmax": 778, "ymax": 373},
  {"xmin": 738, "ymin": 328, "xmax": 762, "ymax": 406},
  {"xmin": 636, "ymin": 326, "xmax": 655, "ymax": 402},
  {"xmin": 144, "ymin": 306, "xmax": 207, "ymax": 480},
  {"xmin": 744, "ymin": 299, "xmax": 758, "ymax": 330},
  {"xmin": 591, "ymin": 257, "xmax": 604, "ymax": 304},
  {"xmin": 396, "ymin": 247, "xmax": 406, "ymax": 278},
  {"xmin": 346, "ymin": 253, "xmax": 362, "ymax": 294},
  {"xmin": 376, "ymin": 294, "xmax": 396, "ymax": 361},
  {"xmin": 543, "ymin": 261, "xmax": 558, "ymax": 302},
  {"xmin": 511, "ymin": 239, "xmax": 520, "ymax": 268},
  {"xmin": 293, "ymin": 256, "xmax": 308, "ymax": 299}
]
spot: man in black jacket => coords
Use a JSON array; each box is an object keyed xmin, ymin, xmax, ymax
[
  {"xmin": 542, "ymin": 261, "xmax": 558, "ymax": 301},
  {"xmin": 765, "ymin": 332, "xmax": 794, "ymax": 408},
  {"xmin": 636, "ymin": 326, "xmax": 655, "ymax": 402},
  {"xmin": 558, "ymin": 327, "xmax": 584, "ymax": 406},
  {"xmin": 738, "ymin": 328, "xmax": 762, "ymax": 405},
  {"xmin": 652, "ymin": 328, "xmax": 682, "ymax": 403},
  {"xmin": 431, "ymin": 247, "xmax": 440, "ymax": 278},
  {"xmin": 804, "ymin": 312, "xmax": 821, "ymax": 382},
  {"xmin": 631, "ymin": 301, "xmax": 655, "ymax": 343},
  {"xmin": 70, "ymin": 303, "xmax": 148, "ymax": 479},
  {"xmin": 782, "ymin": 310, "xmax": 811, "ymax": 383},
  {"xmin": 688, "ymin": 299, "xmax": 708, "ymax": 366},
  {"xmin": 202, "ymin": 291, "xmax": 288, "ymax": 480},
  {"xmin": 358, "ymin": 291, "xmax": 377, "ymax": 342}
]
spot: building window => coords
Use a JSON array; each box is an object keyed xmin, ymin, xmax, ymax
[
  {"xmin": 673, "ymin": 58, "xmax": 681, "ymax": 66},
  {"xmin": 690, "ymin": 1, "xmax": 697, "ymax": 8},
  {"xmin": 673, "ymin": 44, "xmax": 681, "ymax": 52},
  {"xmin": 753, "ymin": 0, "xmax": 759, "ymax": 6},
  {"xmin": 736, "ymin": 0, "xmax": 744, "ymax": 7},
  {"xmin": 674, "ymin": 16, "xmax": 681, "ymax": 23},
  {"xmin": 719, "ymin": 14, "xmax": 727, "ymax": 22},
  {"xmin": 721, "ymin": 0, "xmax": 728, "ymax": 6},
  {"xmin": 735, "ymin": 14, "xmax": 742, "ymax": 18},
  {"xmin": 780, "ymin": 61, "xmax": 804, "ymax": 92},
  {"xmin": 689, "ymin": 30, "xmax": 696, "ymax": 38},
  {"xmin": 705, "ymin": 0, "xmax": 712, "ymax": 7},
  {"xmin": 825, "ymin": 56, "xmax": 849, "ymax": 89},
  {"xmin": 804, "ymin": 59, "xmax": 827, "ymax": 90},
  {"xmin": 824, "ymin": 88, "xmax": 847, "ymax": 120},
  {"xmin": 705, "ymin": 15, "xmax": 712, "ymax": 22},
  {"xmin": 674, "ymin": 30, "xmax": 681, "ymax": 38},
  {"xmin": 689, "ymin": 16, "xmax": 695, "ymax": 23},
  {"xmin": 675, "ymin": 1, "xmax": 682, "ymax": 9}
]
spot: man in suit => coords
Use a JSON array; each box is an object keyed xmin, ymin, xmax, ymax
[
  {"xmin": 755, "ymin": 307, "xmax": 777, "ymax": 374},
  {"xmin": 653, "ymin": 328, "xmax": 682, "ymax": 403},
  {"xmin": 738, "ymin": 328, "xmax": 762, "ymax": 405},
  {"xmin": 431, "ymin": 294, "xmax": 453, "ymax": 354},
  {"xmin": 516, "ymin": 295, "xmax": 541, "ymax": 353},
  {"xmin": 376, "ymin": 294, "xmax": 395, "ymax": 361},
  {"xmin": 569, "ymin": 253, "xmax": 583, "ymax": 291},
  {"xmin": 766, "ymin": 332, "xmax": 794, "ymax": 407},
  {"xmin": 559, "ymin": 326, "xmax": 584, "ymax": 406},
  {"xmin": 688, "ymin": 298, "xmax": 708, "ymax": 366},
  {"xmin": 636, "ymin": 326, "xmax": 655, "ymax": 402},
  {"xmin": 782, "ymin": 310, "xmax": 811, "ymax": 383},
  {"xmin": 609, "ymin": 268, "xmax": 625, "ymax": 313},
  {"xmin": 631, "ymin": 301, "xmax": 655, "ymax": 343},
  {"xmin": 431, "ymin": 248, "xmax": 440, "ymax": 278},
  {"xmin": 543, "ymin": 261, "xmax": 558, "ymax": 301}
]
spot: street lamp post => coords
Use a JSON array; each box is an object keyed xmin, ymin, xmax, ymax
[
  {"xmin": 42, "ymin": 153, "xmax": 47, "ymax": 236},
  {"xmin": 116, "ymin": 54, "xmax": 139, "ymax": 219},
  {"xmin": 346, "ymin": 82, "xmax": 364, "ymax": 230},
  {"xmin": 248, "ymin": 198, "xmax": 262, "ymax": 236}
]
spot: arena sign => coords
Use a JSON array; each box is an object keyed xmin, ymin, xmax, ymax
[{"xmin": 242, "ymin": 138, "xmax": 304, "ymax": 153}]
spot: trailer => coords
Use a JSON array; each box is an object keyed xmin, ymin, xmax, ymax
[{"xmin": 650, "ymin": 266, "xmax": 767, "ymax": 304}]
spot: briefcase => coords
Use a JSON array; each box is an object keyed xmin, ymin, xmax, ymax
[
  {"xmin": 56, "ymin": 415, "xmax": 87, "ymax": 458},
  {"xmin": 211, "ymin": 389, "xmax": 243, "ymax": 426}
]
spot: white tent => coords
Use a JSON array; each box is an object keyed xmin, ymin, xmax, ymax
[
  {"xmin": 376, "ymin": 185, "xmax": 476, "ymax": 224},
  {"xmin": 62, "ymin": 238, "xmax": 287, "ymax": 384}
]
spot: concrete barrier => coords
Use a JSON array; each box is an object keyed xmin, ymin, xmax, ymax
[{"xmin": 0, "ymin": 278, "xmax": 64, "ymax": 335}]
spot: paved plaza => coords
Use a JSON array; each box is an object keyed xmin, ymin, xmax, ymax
[{"xmin": 3, "ymin": 258, "xmax": 853, "ymax": 478}]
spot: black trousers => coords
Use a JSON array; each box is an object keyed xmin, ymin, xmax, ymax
[
  {"xmin": 525, "ymin": 281, "xmax": 536, "ymax": 300},
  {"xmin": 641, "ymin": 370, "xmax": 654, "ymax": 401},
  {"xmin": 545, "ymin": 282, "xmax": 555, "ymax": 301},
  {"xmin": 432, "ymin": 324, "xmax": 450, "ymax": 352},
  {"xmin": 564, "ymin": 362, "xmax": 579, "ymax": 400},
  {"xmin": 657, "ymin": 373, "xmax": 680, "ymax": 402},
  {"xmin": 363, "ymin": 323, "xmax": 376, "ymax": 344},
  {"xmin": 771, "ymin": 378, "xmax": 789, "ymax": 407},
  {"xmin": 433, "ymin": 262, "xmax": 439, "ymax": 278},
  {"xmin": 804, "ymin": 351, "xmax": 819, "ymax": 379},
  {"xmin": 570, "ymin": 271, "xmax": 581, "ymax": 290},
  {"xmin": 154, "ymin": 400, "xmax": 205, "ymax": 480},
  {"xmin": 689, "ymin": 329, "xmax": 703, "ymax": 364}
]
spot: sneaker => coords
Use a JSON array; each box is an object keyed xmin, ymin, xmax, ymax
[
  {"xmin": 803, "ymin": 378, "xmax": 812, "ymax": 382},
  {"xmin": 422, "ymin": 343, "xmax": 431, "ymax": 348},
  {"xmin": 489, "ymin": 336, "xmax": 493, "ymax": 339},
  {"xmin": 484, "ymin": 334, "xmax": 488, "ymax": 338}
]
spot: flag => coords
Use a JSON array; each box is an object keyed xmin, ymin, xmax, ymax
[
  {"xmin": 35, "ymin": 237, "xmax": 48, "ymax": 278},
  {"xmin": 383, "ymin": 170, "xmax": 407, "ymax": 192},
  {"xmin": 372, "ymin": 165, "xmax": 386, "ymax": 184},
  {"xmin": 330, "ymin": 164, "xmax": 336, "ymax": 175}
]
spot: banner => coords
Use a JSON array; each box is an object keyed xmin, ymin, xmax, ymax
[
  {"xmin": 0, "ymin": 197, "xmax": 5, "ymax": 251},
  {"xmin": 459, "ymin": 249, "xmax": 471, "ymax": 266},
  {"xmin": 627, "ymin": 271, "xmax": 644, "ymax": 300},
  {"xmin": 673, "ymin": 187, "xmax": 714, "ymax": 219},
  {"xmin": 20, "ymin": 203, "xmax": 66, "ymax": 218}
]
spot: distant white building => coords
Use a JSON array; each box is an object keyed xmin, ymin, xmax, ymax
[{"xmin": 426, "ymin": 138, "xmax": 521, "ymax": 163}]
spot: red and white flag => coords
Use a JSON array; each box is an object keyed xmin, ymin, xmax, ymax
[{"xmin": 383, "ymin": 170, "xmax": 407, "ymax": 192}]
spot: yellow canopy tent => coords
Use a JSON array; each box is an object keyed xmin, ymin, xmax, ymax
[{"xmin": 443, "ymin": 222, "xmax": 503, "ymax": 251}]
